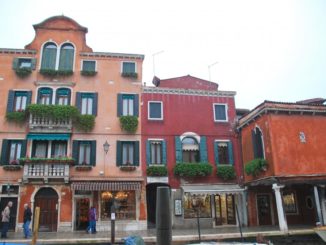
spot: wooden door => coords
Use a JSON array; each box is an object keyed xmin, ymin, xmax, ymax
[
  {"xmin": 257, "ymin": 194, "xmax": 272, "ymax": 225},
  {"xmin": 34, "ymin": 188, "xmax": 58, "ymax": 232},
  {"xmin": 0, "ymin": 197, "xmax": 18, "ymax": 231},
  {"xmin": 75, "ymin": 198, "xmax": 89, "ymax": 230}
]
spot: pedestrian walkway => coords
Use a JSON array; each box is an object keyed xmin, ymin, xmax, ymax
[{"xmin": 0, "ymin": 225, "xmax": 316, "ymax": 244}]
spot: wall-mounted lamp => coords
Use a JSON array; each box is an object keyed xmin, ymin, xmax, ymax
[{"xmin": 103, "ymin": 140, "xmax": 110, "ymax": 155}]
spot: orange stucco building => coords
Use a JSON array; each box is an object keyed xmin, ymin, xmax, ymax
[
  {"xmin": 238, "ymin": 100, "xmax": 326, "ymax": 231},
  {"xmin": 0, "ymin": 16, "xmax": 146, "ymax": 232}
]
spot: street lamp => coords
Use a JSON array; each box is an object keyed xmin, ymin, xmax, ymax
[{"xmin": 103, "ymin": 141, "xmax": 110, "ymax": 155}]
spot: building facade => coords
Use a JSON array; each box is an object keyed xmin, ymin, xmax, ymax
[
  {"xmin": 0, "ymin": 16, "xmax": 146, "ymax": 232},
  {"xmin": 238, "ymin": 100, "xmax": 326, "ymax": 231},
  {"xmin": 141, "ymin": 75, "xmax": 247, "ymax": 229}
]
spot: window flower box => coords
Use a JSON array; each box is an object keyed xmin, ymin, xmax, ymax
[
  {"xmin": 40, "ymin": 69, "xmax": 73, "ymax": 77},
  {"xmin": 119, "ymin": 164, "xmax": 137, "ymax": 171},
  {"xmin": 5, "ymin": 111, "xmax": 26, "ymax": 124},
  {"xmin": 74, "ymin": 165, "xmax": 92, "ymax": 171},
  {"xmin": 121, "ymin": 72, "xmax": 138, "ymax": 79},
  {"xmin": 146, "ymin": 165, "xmax": 168, "ymax": 176},
  {"xmin": 244, "ymin": 158, "xmax": 267, "ymax": 177},
  {"xmin": 15, "ymin": 67, "xmax": 32, "ymax": 78},
  {"xmin": 216, "ymin": 165, "xmax": 236, "ymax": 180},
  {"xmin": 19, "ymin": 157, "xmax": 75, "ymax": 165},
  {"xmin": 3, "ymin": 164, "xmax": 22, "ymax": 171},
  {"xmin": 81, "ymin": 70, "xmax": 97, "ymax": 76},
  {"xmin": 173, "ymin": 162, "xmax": 213, "ymax": 177}
]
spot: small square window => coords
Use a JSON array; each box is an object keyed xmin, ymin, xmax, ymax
[
  {"xmin": 18, "ymin": 58, "xmax": 32, "ymax": 69},
  {"xmin": 82, "ymin": 60, "xmax": 96, "ymax": 72},
  {"xmin": 214, "ymin": 104, "xmax": 228, "ymax": 122},
  {"xmin": 122, "ymin": 62, "xmax": 136, "ymax": 73},
  {"xmin": 148, "ymin": 101, "xmax": 163, "ymax": 120}
]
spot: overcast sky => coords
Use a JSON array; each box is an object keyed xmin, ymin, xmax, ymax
[{"xmin": 1, "ymin": 0, "xmax": 325, "ymax": 109}]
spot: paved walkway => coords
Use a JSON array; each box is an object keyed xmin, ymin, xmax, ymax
[{"xmin": 0, "ymin": 225, "xmax": 316, "ymax": 244}]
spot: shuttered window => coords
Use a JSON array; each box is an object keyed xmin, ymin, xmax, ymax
[
  {"xmin": 117, "ymin": 94, "xmax": 139, "ymax": 117},
  {"xmin": 41, "ymin": 42, "xmax": 57, "ymax": 70},
  {"xmin": 0, "ymin": 139, "xmax": 27, "ymax": 165},
  {"xmin": 122, "ymin": 62, "xmax": 136, "ymax": 73},
  {"xmin": 116, "ymin": 141, "xmax": 139, "ymax": 166},
  {"xmin": 56, "ymin": 88, "xmax": 71, "ymax": 105},
  {"xmin": 76, "ymin": 92, "xmax": 98, "ymax": 116},
  {"xmin": 37, "ymin": 87, "xmax": 53, "ymax": 105},
  {"xmin": 214, "ymin": 141, "xmax": 234, "ymax": 165},
  {"xmin": 59, "ymin": 43, "xmax": 74, "ymax": 71},
  {"xmin": 146, "ymin": 140, "xmax": 167, "ymax": 165},
  {"xmin": 72, "ymin": 140, "xmax": 96, "ymax": 166},
  {"xmin": 82, "ymin": 60, "xmax": 96, "ymax": 71},
  {"xmin": 6, "ymin": 90, "xmax": 32, "ymax": 112},
  {"xmin": 252, "ymin": 128, "xmax": 264, "ymax": 159}
]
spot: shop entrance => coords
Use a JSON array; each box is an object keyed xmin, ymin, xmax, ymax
[
  {"xmin": 75, "ymin": 198, "xmax": 90, "ymax": 230},
  {"xmin": 257, "ymin": 194, "xmax": 272, "ymax": 225},
  {"xmin": 214, "ymin": 194, "xmax": 236, "ymax": 225},
  {"xmin": 0, "ymin": 197, "xmax": 18, "ymax": 231},
  {"xmin": 34, "ymin": 187, "xmax": 58, "ymax": 232},
  {"xmin": 146, "ymin": 183, "xmax": 170, "ymax": 229}
]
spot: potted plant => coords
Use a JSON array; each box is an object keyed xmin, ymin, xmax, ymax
[
  {"xmin": 119, "ymin": 115, "xmax": 138, "ymax": 133},
  {"xmin": 244, "ymin": 158, "xmax": 267, "ymax": 177},
  {"xmin": 216, "ymin": 165, "xmax": 236, "ymax": 180},
  {"xmin": 146, "ymin": 165, "xmax": 168, "ymax": 176},
  {"xmin": 2, "ymin": 159, "xmax": 22, "ymax": 171},
  {"xmin": 6, "ymin": 110, "xmax": 26, "ymax": 124},
  {"xmin": 15, "ymin": 67, "xmax": 32, "ymax": 78}
]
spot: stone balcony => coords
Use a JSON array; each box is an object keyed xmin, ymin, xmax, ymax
[
  {"xmin": 29, "ymin": 114, "xmax": 72, "ymax": 133},
  {"xmin": 22, "ymin": 162, "xmax": 70, "ymax": 184}
]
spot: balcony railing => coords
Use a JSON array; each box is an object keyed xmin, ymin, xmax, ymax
[
  {"xmin": 29, "ymin": 115, "xmax": 72, "ymax": 133},
  {"xmin": 23, "ymin": 163, "xmax": 70, "ymax": 184}
]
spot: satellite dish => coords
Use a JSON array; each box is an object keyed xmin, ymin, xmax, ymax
[{"xmin": 152, "ymin": 76, "xmax": 160, "ymax": 87}]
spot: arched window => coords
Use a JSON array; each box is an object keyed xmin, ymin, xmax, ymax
[
  {"xmin": 56, "ymin": 88, "xmax": 71, "ymax": 105},
  {"xmin": 59, "ymin": 43, "xmax": 74, "ymax": 71},
  {"xmin": 37, "ymin": 87, "xmax": 53, "ymax": 105},
  {"xmin": 252, "ymin": 127, "xmax": 264, "ymax": 159},
  {"xmin": 182, "ymin": 137, "xmax": 199, "ymax": 163},
  {"xmin": 41, "ymin": 42, "xmax": 57, "ymax": 70}
]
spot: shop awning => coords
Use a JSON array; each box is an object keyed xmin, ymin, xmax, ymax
[
  {"xmin": 181, "ymin": 184, "xmax": 245, "ymax": 195},
  {"xmin": 27, "ymin": 133, "xmax": 70, "ymax": 141},
  {"xmin": 71, "ymin": 181, "xmax": 141, "ymax": 191}
]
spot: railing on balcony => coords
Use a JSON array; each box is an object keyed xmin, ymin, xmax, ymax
[
  {"xmin": 23, "ymin": 163, "xmax": 70, "ymax": 184},
  {"xmin": 29, "ymin": 115, "xmax": 72, "ymax": 133}
]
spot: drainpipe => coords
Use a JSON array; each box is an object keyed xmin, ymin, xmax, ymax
[{"xmin": 272, "ymin": 184, "xmax": 288, "ymax": 232}]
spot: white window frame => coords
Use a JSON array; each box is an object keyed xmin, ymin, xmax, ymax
[
  {"xmin": 213, "ymin": 103, "xmax": 228, "ymax": 122},
  {"xmin": 81, "ymin": 60, "xmax": 97, "ymax": 72},
  {"xmin": 121, "ymin": 61, "xmax": 137, "ymax": 73},
  {"xmin": 148, "ymin": 101, "xmax": 163, "ymax": 120}
]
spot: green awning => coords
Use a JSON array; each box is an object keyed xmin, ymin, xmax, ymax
[{"xmin": 27, "ymin": 133, "xmax": 70, "ymax": 141}]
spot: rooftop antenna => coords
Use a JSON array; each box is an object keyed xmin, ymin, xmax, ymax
[
  {"xmin": 208, "ymin": 61, "xmax": 219, "ymax": 81},
  {"xmin": 152, "ymin": 50, "xmax": 164, "ymax": 76}
]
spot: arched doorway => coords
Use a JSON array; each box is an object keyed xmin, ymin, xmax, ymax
[
  {"xmin": 146, "ymin": 183, "xmax": 170, "ymax": 229},
  {"xmin": 34, "ymin": 187, "xmax": 58, "ymax": 232}
]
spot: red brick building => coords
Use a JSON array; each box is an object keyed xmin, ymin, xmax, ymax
[
  {"xmin": 142, "ymin": 75, "xmax": 246, "ymax": 229},
  {"xmin": 238, "ymin": 100, "xmax": 326, "ymax": 231}
]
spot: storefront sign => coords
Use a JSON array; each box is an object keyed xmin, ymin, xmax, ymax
[
  {"xmin": 111, "ymin": 213, "xmax": 116, "ymax": 220},
  {"xmin": 147, "ymin": 177, "xmax": 169, "ymax": 184},
  {"xmin": 174, "ymin": 199, "xmax": 182, "ymax": 216}
]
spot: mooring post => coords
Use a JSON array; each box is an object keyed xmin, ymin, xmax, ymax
[{"xmin": 156, "ymin": 186, "xmax": 172, "ymax": 245}]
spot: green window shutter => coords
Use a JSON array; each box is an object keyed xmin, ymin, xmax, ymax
[
  {"xmin": 252, "ymin": 129, "xmax": 258, "ymax": 159},
  {"xmin": 134, "ymin": 141, "xmax": 140, "ymax": 166},
  {"xmin": 134, "ymin": 94, "xmax": 139, "ymax": 117},
  {"xmin": 116, "ymin": 141, "xmax": 122, "ymax": 166},
  {"xmin": 41, "ymin": 44, "xmax": 57, "ymax": 70},
  {"xmin": 31, "ymin": 58, "xmax": 37, "ymax": 70},
  {"xmin": 175, "ymin": 136, "xmax": 182, "ymax": 163},
  {"xmin": 117, "ymin": 94, "xmax": 123, "ymax": 116},
  {"xmin": 162, "ymin": 140, "xmax": 167, "ymax": 165},
  {"xmin": 72, "ymin": 141, "xmax": 79, "ymax": 165},
  {"xmin": 123, "ymin": 62, "xmax": 135, "ymax": 73},
  {"xmin": 1, "ymin": 139, "xmax": 9, "ymax": 165},
  {"xmin": 200, "ymin": 136, "xmax": 208, "ymax": 163},
  {"xmin": 26, "ymin": 91, "xmax": 32, "ymax": 106},
  {"xmin": 59, "ymin": 45, "xmax": 74, "ymax": 70},
  {"xmin": 228, "ymin": 141, "xmax": 234, "ymax": 165},
  {"xmin": 12, "ymin": 58, "xmax": 19, "ymax": 69},
  {"xmin": 93, "ymin": 93, "xmax": 98, "ymax": 116},
  {"xmin": 20, "ymin": 140, "xmax": 27, "ymax": 158},
  {"xmin": 83, "ymin": 61, "xmax": 96, "ymax": 71},
  {"xmin": 90, "ymin": 141, "xmax": 96, "ymax": 166},
  {"xmin": 76, "ymin": 92, "xmax": 82, "ymax": 113},
  {"xmin": 6, "ymin": 90, "xmax": 15, "ymax": 112},
  {"xmin": 214, "ymin": 141, "xmax": 219, "ymax": 165},
  {"xmin": 146, "ymin": 140, "xmax": 151, "ymax": 166}
]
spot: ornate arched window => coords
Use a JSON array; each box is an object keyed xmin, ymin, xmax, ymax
[
  {"xmin": 59, "ymin": 43, "xmax": 74, "ymax": 71},
  {"xmin": 252, "ymin": 127, "xmax": 264, "ymax": 159},
  {"xmin": 182, "ymin": 137, "xmax": 200, "ymax": 163},
  {"xmin": 41, "ymin": 42, "xmax": 57, "ymax": 70},
  {"xmin": 56, "ymin": 88, "xmax": 71, "ymax": 105}
]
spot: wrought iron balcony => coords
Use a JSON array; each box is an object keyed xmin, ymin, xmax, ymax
[
  {"xmin": 22, "ymin": 162, "xmax": 70, "ymax": 184},
  {"xmin": 29, "ymin": 114, "xmax": 72, "ymax": 133}
]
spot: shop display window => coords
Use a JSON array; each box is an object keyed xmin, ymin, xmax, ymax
[
  {"xmin": 100, "ymin": 191, "xmax": 136, "ymax": 220},
  {"xmin": 183, "ymin": 193, "xmax": 212, "ymax": 219}
]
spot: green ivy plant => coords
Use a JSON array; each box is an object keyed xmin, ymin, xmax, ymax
[
  {"xmin": 27, "ymin": 104, "xmax": 79, "ymax": 120},
  {"xmin": 216, "ymin": 165, "xmax": 236, "ymax": 180},
  {"xmin": 15, "ymin": 67, "xmax": 32, "ymax": 78},
  {"xmin": 40, "ymin": 69, "xmax": 73, "ymax": 77},
  {"xmin": 121, "ymin": 72, "xmax": 138, "ymax": 79},
  {"xmin": 119, "ymin": 115, "xmax": 138, "ymax": 133},
  {"xmin": 244, "ymin": 158, "xmax": 267, "ymax": 177},
  {"xmin": 19, "ymin": 157, "xmax": 75, "ymax": 164},
  {"xmin": 174, "ymin": 163, "xmax": 213, "ymax": 177},
  {"xmin": 5, "ymin": 111, "xmax": 26, "ymax": 124},
  {"xmin": 81, "ymin": 70, "xmax": 97, "ymax": 76},
  {"xmin": 146, "ymin": 165, "xmax": 168, "ymax": 176},
  {"xmin": 74, "ymin": 115, "xmax": 96, "ymax": 132}
]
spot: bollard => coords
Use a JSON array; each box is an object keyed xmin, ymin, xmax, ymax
[
  {"xmin": 156, "ymin": 186, "xmax": 172, "ymax": 245},
  {"xmin": 111, "ymin": 204, "xmax": 116, "ymax": 245}
]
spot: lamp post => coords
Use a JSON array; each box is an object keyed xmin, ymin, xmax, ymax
[{"xmin": 191, "ymin": 195, "xmax": 202, "ymax": 243}]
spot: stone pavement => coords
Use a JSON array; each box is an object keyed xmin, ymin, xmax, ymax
[{"xmin": 0, "ymin": 225, "xmax": 316, "ymax": 244}]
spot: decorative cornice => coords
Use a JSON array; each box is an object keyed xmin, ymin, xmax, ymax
[
  {"xmin": 0, "ymin": 48, "xmax": 36, "ymax": 55},
  {"xmin": 80, "ymin": 52, "xmax": 144, "ymax": 60},
  {"xmin": 143, "ymin": 86, "xmax": 236, "ymax": 97},
  {"xmin": 238, "ymin": 101, "xmax": 326, "ymax": 130},
  {"xmin": 34, "ymin": 81, "xmax": 76, "ymax": 87}
]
